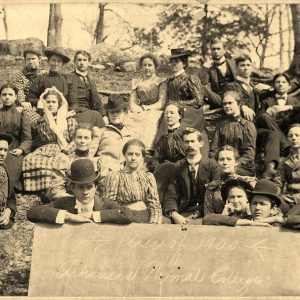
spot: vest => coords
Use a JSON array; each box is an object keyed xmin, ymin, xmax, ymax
[{"xmin": 216, "ymin": 63, "xmax": 234, "ymax": 92}]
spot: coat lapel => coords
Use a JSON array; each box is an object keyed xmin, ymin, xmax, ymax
[
  {"xmin": 227, "ymin": 59, "xmax": 237, "ymax": 80},
  {"xmin": 210, "ymin": 67, "xmax": 219, "ymax": 89}
]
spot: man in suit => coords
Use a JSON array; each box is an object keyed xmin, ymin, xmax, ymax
[
  {"xmin": 67, "ymin": 50, "xmax": 105, "ymax": 128},
  {"xmin": 27, "ymin": 158, "xmax": 133, "ymax": 225},
  {"xmin": 200, "ymin": 38, "xmax": 237, "ymax": 109},
  {"xmin": 163, "ymin": 128, "xmax": 220, "ymax": 225},
  {"xmin": 256, "ymin": 73, "xmax": 300, "ymax": 178},
  {"xmin": 0, "ymin": 133, "xmax": 17, "ymax": 230}
]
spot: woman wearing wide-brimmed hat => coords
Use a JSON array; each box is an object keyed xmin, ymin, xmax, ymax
[
  {"xmin": 27, "ymin": 46, "xmax": 76, "ymax": 110},
  {"xmin": 155, "ymin": 48, "xmax": 209, "ymax": 158}
]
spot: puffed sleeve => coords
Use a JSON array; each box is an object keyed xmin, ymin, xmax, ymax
[
  {"xmin": 19, "ymin": 111, "xmax": 32, "ymax": 154},
  {"xmin": 145, "ymin": 172, "xmax": 162, "ymax": 224},
  {"xmin": 102, "ymin": 171, "xmax": 120, "ymax": 204},
  {"xmin": 187, "ymin": 75, "xmax": 205, "ymax": 106}
]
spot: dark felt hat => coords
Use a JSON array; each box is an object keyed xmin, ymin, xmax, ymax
[
  {"xmin": 44, "ymin": 47, "xmax": 70, "ymax": 64},
  {"xmin": 221, "ymin": 178, "xmax": 253, "ymax": 202},
  {"xmin": 169, "ymin": 48, "xmax": 191, "ymax": 59},
  {"xmin": 0, "ymin": 132, "xmax": 12, "ymax": 145},
  {"xmin": 67, "ymin": 158, "xmax": 99, "ymax": 184},
  {"xmin": 23, "ymin": 47, "xmax": 42, "ymax": 58},
  {"xmin": 104, "ymin": 94, "xmax": 128, "ymax": 112},
  {"xmin": 248, "ymin": 179, "xmax": 281, "ymax": 207}
]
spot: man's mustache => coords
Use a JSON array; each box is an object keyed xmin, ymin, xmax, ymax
[{"xmin": 186, "ymin": 147, "xmax": 196, "ymax": 153}]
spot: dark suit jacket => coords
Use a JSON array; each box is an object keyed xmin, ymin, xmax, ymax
[
  {"xmin": 200, "ymin": 58, "xmax": 237, "ymax": 93},
  {"xmin": 67, "ymin": 71, "xmax": 105, "ymax": 116},
  {"xmin": 163, "ymin": 158, "xmax": 220, "ymax": 215}
]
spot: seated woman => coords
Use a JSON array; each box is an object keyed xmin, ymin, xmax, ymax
[
  {"xmin": 209, "ymin": 90, "xmax": 257, "ymax": 176},
  {"xmin": 48, "ymin": 123, "xmax": 108, "ymax": 200},
  {"xmin": 0, "ymin": 83, "xmax": 32, "ymax": 187},
  {"xmin": 204, "ymin": 145, "xmax": 256, "ymax": 215},
  {"xmin": 126, "ymin": 53, "xmax": 167, "ymax": 151},
  {"xmin": 103, "ymin": 139, "xmax": 162, "ymax": 224},
  {"xmin": 203, "ymin": 179, "xmax": 279, "ymax": 227},
  {"xmin": 156, "ymin": 48, "xmax": 209, "ymax": 157},
  {"xmin": 22, "ymin": 87, "xmax": 77, "ymax": 192},
  {"xmin": 154, "ymin": 103, "xmax": 185, "ymax": 163}
]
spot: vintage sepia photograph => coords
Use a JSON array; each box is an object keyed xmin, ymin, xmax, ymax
[{"xmin": 0, "ymin": 0, "xmax": 300, "ymax": 298}]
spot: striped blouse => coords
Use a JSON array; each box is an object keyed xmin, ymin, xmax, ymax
[{"xmin": 103, "ymin": 169, "xmax": 162, "ymax": 224}]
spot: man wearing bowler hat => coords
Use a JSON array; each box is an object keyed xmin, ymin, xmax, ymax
[
  {"xmin": 27, "ymin": 158, "xmax": 133, "ymax": 225},
  {"xmin": 95, "ymin": 94, "xmax": 132, "ymax": 171},
  {"xmin": 27, "ymin": 46, "xmax": 77, "ymax": 110},
  {"xmin": 0, "ymin": 132, "xmax": 18, "ymax": 229},
  {"xmin": 203, "ymin": 179, "xmax": 283, "ymax": 227}
]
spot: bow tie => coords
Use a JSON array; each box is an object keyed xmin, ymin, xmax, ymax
[
  {"xmin": 275, "ymin": 94, "xmax": 287, "ymax": 101},
  {"xmin": 214, "ymin": 60, "xmax": 226, "ymax": 67}
]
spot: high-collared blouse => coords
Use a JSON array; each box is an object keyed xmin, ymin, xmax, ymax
[{"xmin": 103, "ymin": 168, "xmax": 162, "ymax": 224}]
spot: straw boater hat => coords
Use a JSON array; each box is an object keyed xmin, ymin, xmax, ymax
[
  {"xmin": 169, "ymin": 48, "xmax": 191, "ymax": 59},
  {"xmin": 67, "ymin": 158, "xmax": 99, "ymax": 184},
  {"xmin": 44, "ymin": 47, "xmax": 70, "ymax": 64}
]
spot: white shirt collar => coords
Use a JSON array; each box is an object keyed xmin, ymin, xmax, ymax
[
  {"xmin": 174, "ymin": 69, "xmax": 185, "ymax": 77},
  {"xmin": 214, "ymin": 56, "xmax": 226, "ymax": 64},
  {"xmin": 75, "ymin": 69, "xmax": 88, "ymax": 77},
  {"xmin": 168, "ymin": 122, "xmax": 181, "ymax": 131},
  {"xmin": 237, "ymin": 75, "xmax": 250, "ymax": 85},
  {"xmin": 75, "ymin": 199, "xmax": 94, "ymax": 213}
]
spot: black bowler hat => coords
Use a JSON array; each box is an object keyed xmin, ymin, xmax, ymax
[
  {"xmin": 0, "ymin": 132, "xmax": 12, "ymax": 145},
  {"xmin": 67, "ymin": 158, "xmax": 99, "ymax": 184},
  {"xmin": 169, "ymin": 48, "xmax": 191, "ymax": 59},
  {"xmin": 44, "ymin": 47, "xmax": 70, "ymax": 64},
  {"xmin": 104, "ymin": 94, "xmax": 128, "ymax": 112},
  {"xmin": 248, "ymin": 179, "xmax": 281, "ymax": 207},
  {"xmin": 221, "ymin": 178, "xmax": 253, "ymax": 202}
]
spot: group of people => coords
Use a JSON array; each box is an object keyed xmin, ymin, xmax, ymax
[{"xmin": 1, "ymin": 38, "xmax": 300, "ymax": 230}]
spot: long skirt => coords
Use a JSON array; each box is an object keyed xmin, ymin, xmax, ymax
[
  {"xmin": 22, "ymin": 143, "xmax": 61, "ymax": 191},
  {"xmin": 125, "ymin": 109, "xmax": 163, "ymax": 150}
]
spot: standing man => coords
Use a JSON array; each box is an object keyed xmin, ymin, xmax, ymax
[
  {"xmin": 67, "ymin": 50, "xmax": 105, "ymax": 127},
  {"xmin": 200, "ymin": 38, "xmax": 237, "ymax": 108},
  {"xmin": 0, "ymin": 133, "xmax": 17, "ymax": 230},
  {"xmin": 163, "ymin": 128, "xmax": 220, "ymax": 224},
  {"xmin": 13, "ymin": 47, "xmax": 45, "ymax": 110}
]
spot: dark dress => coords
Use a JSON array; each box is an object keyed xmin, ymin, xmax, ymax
[{"xmin": 209, "ymin": 115, "xmax": 257, "ymax": 176}]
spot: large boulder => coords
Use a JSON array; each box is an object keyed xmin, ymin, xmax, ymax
[{"xmin": 0, "ymin": 37, "xmax": 45, "ymax": 56}]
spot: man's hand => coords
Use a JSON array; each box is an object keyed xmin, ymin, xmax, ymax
[
  {"xmin": 64, "ymin": 212, "xmax": 93, "ymax": 223},
  {"xmin": 131, "ymin": 105, "xmax": 143, "ymax": 113},
  {"xmin": 67, "ymin": 110, "xmax": 76, "ymax": 118},
  {"xmin": 79, "ymin": 212, "xmax": 93, "ymax": 220},
  {"xmin": 254, "ymin": 83, "xmax": 272, "ymax": 93},
  {"xmin": 202, "ymin": 56, "xmax": 214, "ymax": 68},
  {"xmin": 0, "ymin": 208, "xmax": 11, "ymax": 226},
  {"xmin": 103, "ymin": 116, "xmax": 109, "ymax": 125},
  {"xmin": 257, "ymin": 215, "xmax": 286, "ymax": 224},
  {"xmin": 10, "ymin": 148, "xmax": 23, "ymax": 157},
  {"xmin": 171, "ymin": 211, "xmax": 190, "ymax": 225},
  {"xmin": 241, "ymin": 105, "xmax": 255, "ymax": 121},
  {"xmin": 21, "ymin": 102, "xmax": 32, "ymax": 111},
  {"xmin": 236, "ymin": 219, "xmax": 272, "ymax": 227}
]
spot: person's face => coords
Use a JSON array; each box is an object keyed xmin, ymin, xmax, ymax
[
  {"xmin": 218, "ymin": 150, "xmax": 238, "ymax": 174},
  {"xmin": 73, "ymin": 182, "xmax": 96, "ymax": 205},
  {"xmin": 0, "ymin": 140, "xmax": 9, "ymax": 165},
  {"xmin": 210, "ymin": 42, "xmax": 225, "ymax": 61},
  {"xmin": 183, "ymin": 132, "xmax": 202, "ymax": 157},
  {"xmin": 74, "ymin": 129, "xmax": 92, "ymax": 151},
  {"xmin": 236, "ymin": 59, "xmax": 252, "ymax": 78},
  {"xmin": 124, "ymin": 144, "xmax": 144, "ymax": 171},
  {"xmin": 170, "ymin": 57, "xmax": 184, "ymax": 73},
  {"xmin": 227, "ymin": 187, "xmax": 249, "ymax": 213},
  {"xmin": 1, "ymin": 88, "xmax": 17, "ymax": 107},
  {"xmin": 75, "ymin": 54, "xmax": 90, "ymax": 72},
  {"xmin": 164, "ymin": 104, "xmax": 181, "ymax": 127},
  {"xmin": 45, "ymin": 94, "xmax": 59, "ymax": 113},
  {"xmin": 25, "ymin": 53, "xmax": 40, "ymax": 70},
  {"xmin": 108, "ymin": 109, "xmax": 126, "ymax": 125},
  {"xmin": 274, "ymin": 76, "xmax": 290, "ymax": 95},
  {"xmin": 142, "ymin": 58, "xmax": 156, "ymax": 78},
  {"xmin": 48, "ymin": 55, "xmax": 64, "ymax": 73},
  {"xmin": 223, "ymin": 95, "xmax": 240, "ymax": 117},
  {"xmin": 287, "ymin": 127, "xmax": 300, "ymax": 150},
  {"xmin": 250, "ymin": 195, "xmax": 272, "ymax": 221}
]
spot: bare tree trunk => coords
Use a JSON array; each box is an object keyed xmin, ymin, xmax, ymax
[
  {"xmin": 288, "ymin": 4, "xmax": 300, "ymax": 76},
  {"xmin": 200, "ymin": 4, "xmax": 208, "ymax": 59},
  {"xmin": 47, "ymin": 3, "xmax": 63, "ymax": 47},
  {"xmin": 287, "ymin": 4, "xmax": 293, "ymax": 65},
  {"xmin": 279, "ymin": 4, "xmax": 284, "ymax": 69},
  {"xmin": 2, "ymin": 6, "xmax": 8, "ymax": 41},
  {"xmin": 95, "ymin": 3, "xmax": 106, "ymax": 44}
]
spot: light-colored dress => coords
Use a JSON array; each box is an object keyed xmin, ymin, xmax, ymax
[{"xmin": 126, "ymin": 75, "xmax": 167, "ymax": 150}]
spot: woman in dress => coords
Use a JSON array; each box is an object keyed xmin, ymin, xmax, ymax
[
  {"xmin": 126, "ymin": 53, "xmax": 167, "ymax": 151},
  {"xmin": 0, "ymin": 83, "xmax": 32, "ymax": 187},
  {"xmin": 155, "ymin": 48, "xmax": 209, "ymax": 157},
  {"xmin": 22, "ymin": 87, "xmax": 77, "ymax": 192},
  {"xmin": 103, "ymin": 138, "xmax": 162, "ymax": 224},
  {"xmin": 209, "ymin": 90, "xmax": 257, "ymax": 176}
]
